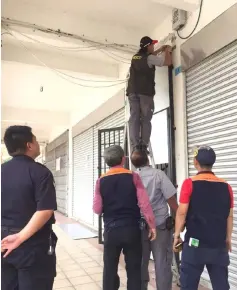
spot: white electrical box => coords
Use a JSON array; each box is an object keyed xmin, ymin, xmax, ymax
[{"xmin": 172, "ymin": 8, "xmax": 187, "ymax": 31}]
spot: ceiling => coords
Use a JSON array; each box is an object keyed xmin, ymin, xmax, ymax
[
  {"xmin": 1, "ymin": 0, "xmax": 173, "ymax": 143},
  {"xmin": 2, "ymin": 0, "xmax": 172, "ymax": 36}
]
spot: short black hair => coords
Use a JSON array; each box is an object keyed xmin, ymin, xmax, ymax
[
  {"xmin": 138, "ymin": 47, "xmax": 148, "ymax": 54},
  {"xmin": 199, "ymin": 164, "xmax": 213, "ymax": 170},
  {"xmin": 4, "ymin": 126, "xmax": 34, "ymax": 156},
  {"xmin": 104, "ymin": 145, "xmax": 124, "ymax": 167},
  {"xmin": 131, "ymin": 149, "xmax": 149, "ymax": 168}
]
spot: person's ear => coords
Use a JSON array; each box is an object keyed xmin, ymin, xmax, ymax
[
  {"xmin": 26, "ymin": 142, "xmax": 33, "ymax": 151},
  {"xmin": 193, "ymin": 158, "xmax": 199, "ymax": 169},
  {"xmin": 121, "ymin": 156, "xmax": 126, "ymax": 165}
]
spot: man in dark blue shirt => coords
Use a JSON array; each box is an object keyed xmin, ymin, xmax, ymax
[{"xmin": 1, "ymin": 125, "xmax": 57, "ymax": 290}]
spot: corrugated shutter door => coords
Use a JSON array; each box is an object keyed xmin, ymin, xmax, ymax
[
  {"xmin": 93, "ymin": 108, "xmax": 125, "ymax": 228},
  {"xmin": 186, "ymin": 40, "xmax": 237, "ymax": 289},
  {"xmin": 72, "ymin": 128, "xmax": 94, "ymax": 225}
]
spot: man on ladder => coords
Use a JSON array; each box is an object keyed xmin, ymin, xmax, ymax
[{"xmin": 126, "ymin": 36, "xmax": 172, "ymax": 153}]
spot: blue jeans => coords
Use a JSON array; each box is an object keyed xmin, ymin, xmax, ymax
[{"xmin": 180, "ymin": 243, "xmax": 230, "ymax": 290}]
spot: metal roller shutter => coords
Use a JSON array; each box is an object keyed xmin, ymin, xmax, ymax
[
  {"xmin": 72, "ymin": 128, "xmax": 94, "ymax": 225},
  {"xmin": 93, "ymin": 108, "xmax": 125, "ymax": 228},
  {"xmin": 45, "ymin": 131, "xmax": 69, "ymax": 215},
  {"xmin": 186, "ymin": 40, "xmax": 237, "ymax": 289}
]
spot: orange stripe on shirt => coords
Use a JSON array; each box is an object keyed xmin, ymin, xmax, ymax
[
  {"xmin": 100, "ymin": 168, "xmax": 132, "ymax": 179},
  {"xmin": 191, "ymin": 173, "xmax": 227, "ymax": 183}
]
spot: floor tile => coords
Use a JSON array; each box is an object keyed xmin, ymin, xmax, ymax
[
  {"xmin": 53, "ymin": 279, "xmax": 72, "ymax": 289},
  {"xmin": 96, "ymin": 281, "xmax": 102, "ymax": 288},
  {"xmin": 61, "ymin": 264, "xmax": 81, "ymax": 271},
  {"xmin": 60, "ymin": 259, "xmax": 77, "ymax": 267},
  {"xmin": 55, "ymin": 272, "xmax": 66, "ymax": 280},
  {"xmin": 90, "ymin": 273, "xmax": 103, "ymax": 282},
  {"xmin": 54, "ymin": 213, "xmax": 209, "ymax": 290},
  {"xmin": 75, "ymin": 283, "xmax": 101, "ymax": 290},
  {"xmin": 73, "ymin": 252, "xmax": 89, "ymax": 258},
  {"xmin": 64, "ymin": 269, "xmax": 87, "ymax": 278},
  {"xmin": 55, "ymin": 288, "xmax": 74, "ymax": 290},
  {"xmin": 85, "ymin": 266, "xmax": 103, "ymax": 275},
  {"xmin": 69, "ymin": 275, "xmax": 93, "ymax": 286},
  {"xmin": 83, "ymin": 248, "xmax": 101, "ymax": 255},
  {"xmin": 75, "ymin": 257, "xmax": 94, "ymax": 264},
  {"xmin": 80, "ymin": 261, "xmax": 100, "ymax": 269},
  {"xmin": 118, "ymin": 269, "xmax": 127, "ymax": 278}
]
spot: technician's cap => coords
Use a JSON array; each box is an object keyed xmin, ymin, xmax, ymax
[
  {"xmin": 140, "ymin": 36, "xmax": 158, "ymax": 48},
  {"xmin": 193, "ymin": 145, "xmax": 216, "ymax": 166}
]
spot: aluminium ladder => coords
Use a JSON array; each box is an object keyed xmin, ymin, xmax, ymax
[
  {"xmin": 123, "ymin": 96, "xmax": 180, "ymax": 287},
  {"xmin": 122, "ymin": 32, "xmax": 180, "ymax": 285}
]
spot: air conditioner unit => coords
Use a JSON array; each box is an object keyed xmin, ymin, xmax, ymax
[{"xmin": 172, "ymin": 8, "xmax": 187, "ymax": 31}]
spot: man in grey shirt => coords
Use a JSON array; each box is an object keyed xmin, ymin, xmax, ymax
[
  {"xmin": 131, "ymin": 149, "xmax": 178, "ymax": 290},
  {"xmin": 126, "ymin": 36, "xmax": 172, "ymax": 153}
]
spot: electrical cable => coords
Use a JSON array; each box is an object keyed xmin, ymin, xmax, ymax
[
  {"xmin": 101, "ymin": 49, "xmax": 131, "ymax": 61},
  {"xmin": 5, "ymin": 25, "xmax": 137, "ymax": 52},
  {"xmin": 6, "ymin": 27, "xmax": 132, "ymax": 64},
  {"xmin": 177, "ymin": 0, "xmax": 203, "ymax": 40},
  {"xmin": 99, "ymin": 49, "xmax": 131, "ymax": 64},
  {"xmin": 9, "ymin": 29, "xmax": 118, "ymax": 51},
  {"xmin": 4, "ymin": 27, "xmax": 128, "ymax": 88}
]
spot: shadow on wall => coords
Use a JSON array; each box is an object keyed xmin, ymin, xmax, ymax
[{"xmin": 181, "ymin": 48, "xmax": 206, "ymax": 70}]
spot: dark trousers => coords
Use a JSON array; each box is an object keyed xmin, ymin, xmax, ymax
[
  {"xmin": 1, "ymin": 227, "xmax": 57, "ymax": 290},
  {"xmin": 128, "ymin": 94, "xmax": 154, "ymax": 148},
  {"xmin": 180, "ymin": 243, "xmax": 230, "ymax": 290},
  {"xmin": 103, "ymin": 226, "xmax": 142, "ymax": 290}
]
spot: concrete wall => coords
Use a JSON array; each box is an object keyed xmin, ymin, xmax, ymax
[
  {"xmin": 151, "ymin": 0, "xmax": 237, "ymax": 192},
  {"xmin": 45, "ymin": 130, "xmax": 69, "ymax": 215}
]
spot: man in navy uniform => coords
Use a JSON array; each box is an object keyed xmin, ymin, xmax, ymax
[
  {"xmin": 1, "ymin": 126, "xmax": 57, "ymax": 290},
  {"xmin": 93, "ymin": 145, "xmax": 156, "ymax": 290},
  {"xmin": 174, "ymin": 146, "xmax": 234, "ymax": 290}
]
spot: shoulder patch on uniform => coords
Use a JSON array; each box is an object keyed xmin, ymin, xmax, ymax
[{"xmin": 132, "ymin": 55, "xmax": 142, "ymax": 60}]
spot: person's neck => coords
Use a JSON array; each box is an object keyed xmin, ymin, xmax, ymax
[
  {"xmin": 197, "ymin": 168, "xmax": 213, "ymax": 173},
  {"xmin": 111, "ymin": 164, "xmax": 123, "ymax": 168}
]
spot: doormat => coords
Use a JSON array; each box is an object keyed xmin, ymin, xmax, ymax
[{"xmin": 59, "ymin": 223, "xmax": 98, "ymax": 240}]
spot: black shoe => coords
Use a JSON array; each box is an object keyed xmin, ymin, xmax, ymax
[{"xmin": 141, "ymin": 144, "xmax": 150, "ymax": 155}]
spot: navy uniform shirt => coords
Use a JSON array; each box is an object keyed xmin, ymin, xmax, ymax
[{"xmin": 1, "ymin": 155, "xmax": 57, "ymax": 233}]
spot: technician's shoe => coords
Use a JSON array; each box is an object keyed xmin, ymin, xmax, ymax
[{"xmin": 141, "ymin": 144, "xmax": 150, "ymax": 155}]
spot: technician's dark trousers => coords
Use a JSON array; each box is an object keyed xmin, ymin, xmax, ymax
[
  {"xmin": 180, "ymin": 243, "xmax": 230, "ymax": 290},
  {"xmin": 103, "ymin": 226, "xmax": 142, "ymax": 290},
  {"xmin": 1, "ymin": 227, "xmax": 57, "ymax": 290},
  {"xmin": 128, "ymin": 94, "xmax": 154, "ymax": 148}
]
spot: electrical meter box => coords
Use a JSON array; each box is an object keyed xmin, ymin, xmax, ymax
[{"xmin": 172, "ymin": 8, "xmax": 187, "ymax": 31}]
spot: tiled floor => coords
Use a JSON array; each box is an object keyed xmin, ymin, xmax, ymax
[{"xmin": 54, "ymin": 212, "xmax": 208, "ymax": 290}]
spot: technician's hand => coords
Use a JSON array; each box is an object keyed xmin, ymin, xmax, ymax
[
  {"xmin": 166, "ymin": 45, "xmax": 172, "ymax": 53},
  {"xmin": 148, "ymin": 228, "xmax": 157, "ymax": 241},
  {"xmin": 173, "ymin": 236, "xmax": 183, "ymax": 253},
  {"xmin": 1, "ymin": 233, "xmax": 23, "ymax": 258}
]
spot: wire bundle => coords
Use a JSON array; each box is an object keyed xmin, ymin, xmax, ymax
[{"xmin": 2, "ymin": 25, "xmax": 132, "ymax": 88}]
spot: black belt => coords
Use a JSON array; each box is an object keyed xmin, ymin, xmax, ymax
[
  {"xmin": 2, "ymin": 225, "xmax": 57, "ymax": 256},
  {"xmin": 104, "ymin": 219, "xmax": 140, "ymax": 230}
]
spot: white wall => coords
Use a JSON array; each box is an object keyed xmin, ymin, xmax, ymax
[{"xmin": 151, "ymin": 0, "xmax": 237, "ymax": 191}]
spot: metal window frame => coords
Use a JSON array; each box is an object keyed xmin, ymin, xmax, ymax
[{"xmin": 97, "ymin": 126, "xmax": 125, "ymax": 244}]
